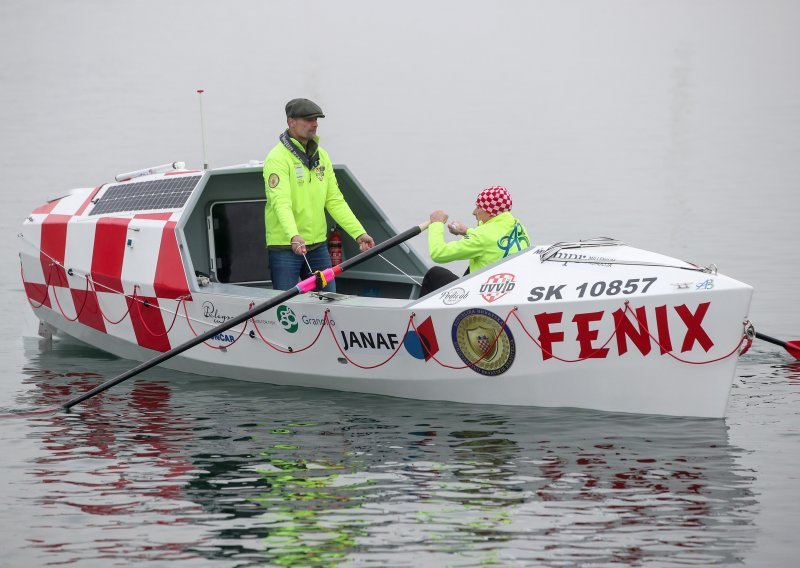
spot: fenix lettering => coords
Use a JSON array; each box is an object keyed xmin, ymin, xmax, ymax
[
  {"xmin": 340, "ymin": 331, "xmax": 400, "ymax": 351},
  {"xmin": 532, "ymin": 302, "xmax": 714, "ymax": 360}
]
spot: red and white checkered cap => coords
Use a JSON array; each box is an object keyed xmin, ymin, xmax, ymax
[{"xmin": 475, "ymin": 186, "xmax": 512, "ymax": 217}]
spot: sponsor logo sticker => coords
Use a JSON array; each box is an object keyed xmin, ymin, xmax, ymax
[
  {"xmin": 439, "ymin": 287, "xmax": 469, "ymax": 305},
  {"xmin": 696, "ymin": 279, "xmax": 714, "ymax": 290},
  {"xmin": 339, "ymin": 330, "xmax": 400, "ymax": 351},
  {"xmin": 202, "ymin": 301, "xmax": 233, "ymax": 324},
  {"xmin": 479, "ymin": 272, "xmax": 516, "ymax": 303},
  {"xmin": 302, "ymin": 314, "xmax": 334, "ymax": 326},
  {"xmin": 404, "ymin": 316, "xmax": 440, "ymax": 361},
  {"xmin": 451, "ymin": 308, "xmax": 515, "ymax": 376},
  {"xmin": 277, "ymin": 305, "xmax": 298, "ymax": 333},
  {"xmin": 203, "ymin": 301, "xmax": 276, "ymax": 326}
]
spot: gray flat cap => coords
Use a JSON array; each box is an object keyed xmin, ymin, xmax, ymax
[{"xmin": 285, "ymin": 98, "xmax": 325, "ymax": 118}]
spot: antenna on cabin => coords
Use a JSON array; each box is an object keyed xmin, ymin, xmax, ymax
[
  {"xmin": 115, "ymin": 162, "xmax": 186, "ymax": 182},
  {"xmin": 197, "ymin": 89, "xmax": 208, "ymax": 169}
]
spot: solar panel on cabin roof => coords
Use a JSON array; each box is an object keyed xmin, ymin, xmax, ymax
[{"xmin": 88, "ymin": 175, "xmax": 201, "ymax": 215}]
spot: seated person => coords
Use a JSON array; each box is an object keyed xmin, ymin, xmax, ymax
[{"xmin": 421, "ymin": 186, "xmax": 530, "ymax": 296}]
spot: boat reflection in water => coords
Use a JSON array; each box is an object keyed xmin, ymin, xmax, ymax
[{"xmin": 19, "ymin": 337, "xmax": 757, "ymax": 566}]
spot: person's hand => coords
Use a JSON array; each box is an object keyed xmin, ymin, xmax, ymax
[
  {"xmin": 290, "ymin": 235, "xmax": 307, "ymax": 255},
  {"xmin": 447, "ymin": 220, "xmax": 468, "ymax": 235},
  {"xmin": 429, "ymin": 210, "xmax": 448, "ymax": 224},
  {"xmin": 357, "ymin": 233, "xmax": 375, "ymax": 251}
]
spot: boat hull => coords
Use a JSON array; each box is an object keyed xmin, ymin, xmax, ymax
[
  {"xmin": 30, "ymin": 268, "xmax": 752, "ymax": 418},
  {"xmin": 19, "ymin": 168, "xmax": 753, "ymax": 418}
]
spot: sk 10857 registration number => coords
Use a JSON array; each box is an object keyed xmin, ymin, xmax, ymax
[{"xmin": 527, "ymin": 277, "xmax": 658, "ymax": 302}]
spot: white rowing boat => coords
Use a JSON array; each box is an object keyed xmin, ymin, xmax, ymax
[{"xmin": 19, "ymin": 162, "xmax": 754, "ymax": 417}]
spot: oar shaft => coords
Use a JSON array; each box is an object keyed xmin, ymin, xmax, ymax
[
  {"xmin": 63, "ymin": 287, "xmax": 301, "ymax": 410},
  {"xmin": 338, "ymin": 222, "xmax": 429, "ymax": 272},
  {"xmin": 61, "ymin": 221, "xmax": 429, "ymax": 411},
  {"xmin": 755, "ymin": 332, "xmax": 787, "ymax": 348}
]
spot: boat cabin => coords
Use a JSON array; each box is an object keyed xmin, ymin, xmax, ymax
[{"xmin": 180, "ymin": 164, "xmax": 429, "ymax": 299}]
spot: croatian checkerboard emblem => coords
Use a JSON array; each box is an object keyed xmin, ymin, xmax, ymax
[
  {"xmin": 451, "ymin": 308, "xmax": 515, "ymax": 376},
  {"xmin": 479, "ymin": 272, "xmax": 516, "ymax": 303}
]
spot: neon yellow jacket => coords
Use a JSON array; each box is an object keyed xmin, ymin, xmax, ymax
[
  {"xmin": 428, "ymin": 211, "xmax": 530, "ymax": 273},
  {"xmin": 263, "ymin": 134, "xmax": 365, "ymax": 247}
]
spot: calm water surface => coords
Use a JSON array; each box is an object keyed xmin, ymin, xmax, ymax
[
  {"xmin": 4, "ymin": 339, "xmax": 764, "ymax": 566},
  {"xmin": 1, "ymin": 1, "xmax": 799, "ymax": 566}
]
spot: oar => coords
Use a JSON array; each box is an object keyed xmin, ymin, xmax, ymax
[
  {"xmin": 755, "ymin": 332, "xmax": 800, "ymax": 360},
  {"xmin": 5, "ymin": 221, "xmax": 430, "ymax": 417}
]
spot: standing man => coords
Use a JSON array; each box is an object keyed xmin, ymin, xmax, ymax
[
  {"xmin": 263, "ymin": 98, "xmax": 374, "ymax": 291},
  {"xmin": 421, "ymin": 186, "xmax": 530, "ymax": 295}
]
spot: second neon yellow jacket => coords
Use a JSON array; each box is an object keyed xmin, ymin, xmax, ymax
[
  {"xmin": 263, "ymin": 135, "xmax": 365, "ymax": 247},
  {"xmin": 428, "ymin": 211, "xmax": 531, "ymax": 273}
]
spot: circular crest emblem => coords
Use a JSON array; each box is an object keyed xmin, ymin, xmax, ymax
[
  {"xmin": 451, "ymin": 308, "xmax": 515, "ymax": 376},
  {"xmin": 268, "ymin": 173, "xmax": 280, "ymax": 188},
  {"xmin": 277, "ymin": 305, "xmax": 298, "ymax": 333}
]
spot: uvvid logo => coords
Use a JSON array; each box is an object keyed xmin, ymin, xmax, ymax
[{"xmin": 479, "ymin": 272, "xmax": 516, "ymax": 303}]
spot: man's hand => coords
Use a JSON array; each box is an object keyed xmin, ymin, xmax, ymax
[
  {"xmin": 356, "ymin": 234, "xmax": 375, "ymax": 252},
  {"xmin": 290, "ymin": 235, "xmax": 307, "ymax": 255},
  {"xmin": 429, "ymin": 210, "xmax": 449, "ymax": 224},
  {"xmin": 447, "ymin": 220, "xmax": 468, "ymax": 236}
]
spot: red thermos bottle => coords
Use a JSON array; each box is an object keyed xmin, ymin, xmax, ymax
[{"xmin": 328, "ymin": 225, "xmax": 342, "ymax": 266}]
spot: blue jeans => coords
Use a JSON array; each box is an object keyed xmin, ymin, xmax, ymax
[{"xmin": 269, "ymin": 243, "xmax": 336, "ymax": 292}]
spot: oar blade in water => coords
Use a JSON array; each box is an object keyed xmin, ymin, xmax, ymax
[{"xmin": 785, "ymin": 341, "xmax": 800, "ymax": 360}]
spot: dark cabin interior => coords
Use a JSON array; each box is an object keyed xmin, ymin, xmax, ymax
[{"xmin": 180, "ymin": 165, "xmax": 429, "ymax": 299}]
